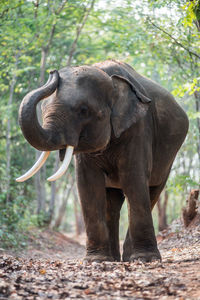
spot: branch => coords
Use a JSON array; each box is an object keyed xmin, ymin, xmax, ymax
[
  {"xmin": 172, "ymin": 52, "xmax": 189, "ymax": 80},
  {"xmin": 55, "ymin": 0, "xmax": 68, "ymax": 15},
  {"xmin": 0, "ymin": 2, "xmax": 23, "ymax": 19},
  {"xmin": 46, "ymin": 24, "xmax": 56, "ymax": 51},
  {"xmin": 67, "ymin": 0, "xmax": 96, "ymax": 66},
  {"xmin": 34, "ymin": 0, "xmax": 40, "ymax": 19},
  {"xmin": 44, "ymin": 0, "xmax": 68, "ymax": 51},
  {"xmin": 147, "ymin": 18, "xmax": 200, "ymax": 60}
]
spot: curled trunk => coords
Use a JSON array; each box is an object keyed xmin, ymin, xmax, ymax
[{"xmin": 19, "ymin": 70, "xmax": 60, "ymax": 151}]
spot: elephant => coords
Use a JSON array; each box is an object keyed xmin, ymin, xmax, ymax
[{"xmin": 16, "ymin": 60, "xmax": 189, "ymax": 262}]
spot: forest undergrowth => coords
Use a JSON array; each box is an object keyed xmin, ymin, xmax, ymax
[{"xmin": 0, "ymin": 216, "xmax": 199, "ymax": 299}]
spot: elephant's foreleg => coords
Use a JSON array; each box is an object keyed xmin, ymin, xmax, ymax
[
  {"xmin": 121, "ymin": 170, "xmax": 161, "ymax": 262},
  {"xmin": 76, "ymin": 156, "xmax": 113, "ymax": 262},
  {"xmin": 106, "ymin": 188, "xmax": 124, "ymax": 261}
]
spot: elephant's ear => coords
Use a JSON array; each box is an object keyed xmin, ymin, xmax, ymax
[{"xmin": 110, "ymin": 74, "xmax": 152, "ymax": 138}]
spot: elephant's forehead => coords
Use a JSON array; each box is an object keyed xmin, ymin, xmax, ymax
[
  {"xmin": 57, "ymin": 66, "xmax": 112, "ymax": 103},
  {"xmin": 55, "ymin": 80, "xmax": 102, "ymax": 109},
  {"xmin": 59, "ymin": 65, "xmax": 112, "ymax": 85}
]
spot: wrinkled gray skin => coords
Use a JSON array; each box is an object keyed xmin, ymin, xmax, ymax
[{"xmin": 19, "ymin": 60, "xmax": 189, "ymax": 262}]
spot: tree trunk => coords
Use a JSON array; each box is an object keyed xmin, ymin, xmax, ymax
[
  {"xmin": 157, "ymin": 189, "xmax": 168, "ymax": 232},
  {"xmin": 35, "ymin": 24, "xmax": 56, "ymax": 218},
  {"xmin": 39, "ymin": 47, "xmax": 48, "ymax": 87},
  {"xmin": 34, "ymin": 4, "xmax": 67, "ymax": 221},
  {"xmin": 73, "ymin": 187, "xmax": 85, "ymax": 236},
  {"xmin": 194, "ymin": 91, "xmax": 200, "ymax": 171},
  {"xmin": 67, "ymin": 0, "xmax": 96, "ymax": 66},
  {"xmin": 182, "ymin": 189, "xmax": 199, "ymax": 227},
  {"xmin": 35, "ymin": 161, "xmax": 46, "ymax": 215},
  {"xmin": 35, "ymin": 47, "xmax": 47, "ymax": 216},
  {"xmin": 54, "ymin": 175, "xmax": 75, "ymax": 229},
  {"xmin": 34, "ymin": 0, "xmax": 39, "ymax": 19},
  {"xmin": 46, "ymin": 153, "xmax": 59, "ymax": 226},
  {"xmin": 6, "ymin": 55, "xmax": 19, "ymax": 203}
]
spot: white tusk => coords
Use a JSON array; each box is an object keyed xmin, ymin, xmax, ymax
[
  {"xmin": 16, "ymin": 151, "xmax": 50, "ymax": 182},
  {"xmin": 47, "ymin": 146, "xmax": 74, "ymax": 182}
]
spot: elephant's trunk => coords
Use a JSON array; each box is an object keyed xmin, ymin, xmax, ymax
[
  {"xmin": 17, "ymin": 70, "xmax": 76, "ymax": 183},
  {"xmin": 19, "ymin": 70, "xmax": 60, "ymax": 151}
]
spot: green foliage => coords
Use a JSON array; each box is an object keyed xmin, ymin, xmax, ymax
[
  {"xmin": 0, "ymin": 163, "xmax": 36, "ymax": 248},
  {"xmin": 182, "ymin": 0, "xmax": 200, "ymax": 27},
  {"xmin": 167, "ymin": 175, "xmax": 198, "ymax": 195}
]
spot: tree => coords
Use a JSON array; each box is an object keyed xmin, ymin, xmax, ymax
[{"xmin": 157, "ymin": 190, "xmax": 168, "ymax": 232}]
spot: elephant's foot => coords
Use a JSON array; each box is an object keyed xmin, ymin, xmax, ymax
[
  {"xmin": 84, "ymin": 253, "xmax": 114, "ymax": 263},
  {"xmin": 123, "ymin": 249, "xmax": 161, "ymax": 262},
  {"xmin": 112, "ymin": 255, "xmax": 121, "ymax": 262},
  {"xmin": 110, "ymin": 250, "xmax": 121, "ymax": 262}
]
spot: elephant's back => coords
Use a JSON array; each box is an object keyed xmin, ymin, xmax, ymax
[
  {"xmin": 120, "ymin": 61, "xmax": 189, "ymax": 137},
  {"xmin": 95, "ymin": 60, "xmax": 188, "ymax": 138},
  {"xmin": 95, "ymin": 60, "xmax": 174, "ymax": 102}
]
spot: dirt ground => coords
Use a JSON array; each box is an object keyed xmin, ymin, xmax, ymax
[{"xmin": 0, "ymin": 219, "xmax": 200, "ymax": 299}]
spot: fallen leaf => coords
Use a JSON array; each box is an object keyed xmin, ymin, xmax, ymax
[{"xmin": 39, "ymin": 269, "xmax": 46, "ymax": 275}]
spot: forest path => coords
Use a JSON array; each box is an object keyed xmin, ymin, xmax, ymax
[{"xmin": 0, "ymin": 222, "xmax": 200, "ymax": 299}]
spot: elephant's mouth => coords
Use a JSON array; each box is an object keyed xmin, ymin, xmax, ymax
[
  {"xmin": 16, "ymin": 146, "xmax": 74, "ymax": 182},
  {"xmin": 59, "ymin": 148, "xmax": 67, "ymax": 161}
]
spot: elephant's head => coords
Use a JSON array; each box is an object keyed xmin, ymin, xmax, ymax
[{"xmin": 16, "ymin": 63, "xmax": 151, "ymax": 182}]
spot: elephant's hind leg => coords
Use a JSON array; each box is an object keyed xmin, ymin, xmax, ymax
[{"xmin": 106, "ymin": 188, "xmax": 125, "ymax": 261}]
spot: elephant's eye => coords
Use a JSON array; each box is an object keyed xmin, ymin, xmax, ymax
[{"xmin": 78, "ymin": 105, "xmax": 90, "ymax": 118}]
